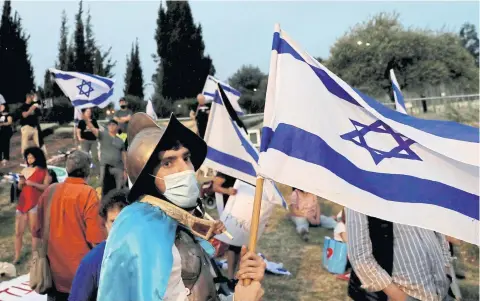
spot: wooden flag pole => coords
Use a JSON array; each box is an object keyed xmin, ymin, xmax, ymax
[{"xmin": 243, "ymin": 176, "xmax": 265, "ymax": 286}]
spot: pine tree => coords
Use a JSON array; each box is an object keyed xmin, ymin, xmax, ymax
[
  {"xmin": 57, "ymin": 10, "xmax": 69, "ymax": 70},
  {"xmin": 124, "ymin": 39, "xmax": 144, "ymax": 98},
  {"xmin": 66, "ymin": 35, "xmax": 76, "ymax": 72},
  {"xmin": 43, "ymin": 69, "xmax": 54, "ymax": 98},
  {"xmin": 84, "ymin": 8, "xmax": 95, "ymax": 73},
  {"xmin": 154, "ymin": 0, "xmax": 215, "ymax": 101},
  {"xmin": 0, "ymin": 1, "xmax": 35, "ymax": 103},
  {"xmin": 73, "ymin": 0, "xmax": 88, "ymax": 72}
]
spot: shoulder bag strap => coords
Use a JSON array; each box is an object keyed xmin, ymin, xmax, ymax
[{"xmin": 41, "ymin": 183, "xmax": 60, "ymax": 255}]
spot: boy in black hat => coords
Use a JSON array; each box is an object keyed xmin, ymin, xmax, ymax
[{"xmin": 97, "ymin": 113, "xmax": 266, "ymax": 301}]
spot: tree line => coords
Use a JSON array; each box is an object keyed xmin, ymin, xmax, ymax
[{"xmin": 0, "ymin": 2, "xmax": 478, "ymax": 118}]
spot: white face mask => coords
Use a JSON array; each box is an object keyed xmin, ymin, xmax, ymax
[{"xmin": 150, "ymin": 170, "xmax": 199, "ymax": 208}]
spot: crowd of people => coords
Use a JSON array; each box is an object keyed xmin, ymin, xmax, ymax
[{"xmin": 1, "ymin": 90, "xmax": 469, "ymax": 301}]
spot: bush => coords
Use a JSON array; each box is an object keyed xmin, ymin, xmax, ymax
[{"xmin": 42, "ymin": 96, "xmax": 74, "ymax": 124}]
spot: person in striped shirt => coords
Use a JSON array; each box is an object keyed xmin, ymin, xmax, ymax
[{"xmin": 346, "ymin": 208, "xmax": 454, "ymax": 301}]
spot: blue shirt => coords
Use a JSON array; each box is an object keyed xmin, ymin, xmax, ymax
[{"xmin": 68, "ymin": 241, "xmax": 106, "ymax": 301}]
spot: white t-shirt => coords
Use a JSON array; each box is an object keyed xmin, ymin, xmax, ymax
[{"xmin": 334, "ymin": 222, "xmax": 346, "ymax": 242}]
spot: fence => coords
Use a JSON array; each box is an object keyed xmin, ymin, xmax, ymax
[{"xmin": 381, "ymin": 94, "xmax": 480, "ymax": 115}]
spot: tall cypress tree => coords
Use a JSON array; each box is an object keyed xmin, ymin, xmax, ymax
[
  {"xmin": 57, "ymin": 10, "xmax": 69, "ymax": 70},
  {"xmin": 154, "ymin": 0, "xmax": 215, "ymax": 101},
  {"xmin": 84, "ymin": 8, "xmax": 95, "ymax": 73},
  {"xmin": 44, "ymin": 10, "xmax": 69, "ymax": 98},
  {"xmin": 0, "ymin": 1, "xmax": 35, "ymax": 103},
  {"xmin": 124, "ymin": 39, "xmax": 144, "ymax": 98},
  {"xmin": 73, "ymin": 0, "xmax": 88, "ymax": 72}
]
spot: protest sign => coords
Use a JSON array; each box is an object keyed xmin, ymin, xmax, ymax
[
  {"xmin": 215, "ymin": 180, "xmax": 274, "ymax": 247},
  {"xmin": 0, "ymin": 275, "xmax": 46, "ymax": 301}
]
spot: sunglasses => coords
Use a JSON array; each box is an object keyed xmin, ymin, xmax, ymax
[{"xmin": 140, "ymin": 195, "xmax": 216, "ymax": 240}]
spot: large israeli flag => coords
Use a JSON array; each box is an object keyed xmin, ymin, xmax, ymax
[
  {"xmin": 390, "ymin": 69, "xmax": 407, "ymax": 114},
  {"xmin": 202, "ymin": 75, "xmax": 243, "ymax": 116},
  {"xmin": 49, "ymin": 68, "xmax": 115, "ymax": 109},
  {"xmin": 203, "ymin": 84, "xmax": 287, "ymax": 208},
  {"xmin": 259, "ymin": 24, "xmax": 479, "ymax": 244}
]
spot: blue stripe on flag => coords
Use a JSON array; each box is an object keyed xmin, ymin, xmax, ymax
[
  {"xmin": 213, "ymin": 91, "xmax": 245, "ymax": 116},
  {"xmin": 204, "ymin": 92, "xmax": 216, "ymax": 98},
  {"xmin": 392, "ymin": 82, "xmax": 407, "ymax": 112},
  {"xmin": 53, "ymin": 72, "xmax": 114, "ymax": 89},
  {"xmin": 53, "ymin": 73, "xmax": 75, "ymax": 80},
  {"xmin": 272, "ymin": 33, "xmax": 480, "ymax": 143},
  {"xmin": 71, "ymin": 88, "xmax": 114, "ymax": 107},
  {"xmin": 79, "ymin": 72, "xmax": 114, "ymax": 89},
  {"xmin": 261, "ymin": 123, "xmax": 479, "ymax": 220},
  {"xmin": 207, "ymin": 146, "xmax": 256, "ymax": 177},
  {"xmin": 219, "ymin": 83, "xmax": 241, "ymax": 97},
  {"xmin": 230, "ymin": 118, "xmax": 260, "ymax": 162}
]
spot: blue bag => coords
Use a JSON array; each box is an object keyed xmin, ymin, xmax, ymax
[{"xmin": 322, "ymin": 236, "xmax": 347, "ymax": 274}]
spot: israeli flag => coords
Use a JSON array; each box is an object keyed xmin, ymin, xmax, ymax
[
  {"xmin": 390, "ymin": 69, "xmax": 407, "ymax": 114},
  {"xmin": 49, "ymin": 68, "xmax": 115, "ymax": 109},
  {"xmin": 203, "ymin": 84, "xmax": 287, "ymax": 208},
  {"xmin": 259, "ymin": 25, "xmax": 479, "ymax": 244},
  {"xmin": 146, "ymin": 99, "xmax": 158, "ymax": 120},
  {"xmin": 202, "ymin": 75, "xmax": 244, "ymax": 116}
]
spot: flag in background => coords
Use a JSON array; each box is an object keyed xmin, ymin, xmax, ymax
[
  {"xmin": 49, "ymin": 68, "xmax": 115, "ymax": 109},
  {"xmin": 390, "ymin": 69, "xmax": 407, "ymax": 114},
  {"xmin": 146, "ymin": 99, "xmax": 158, "ymax": 120},
  {"xmin": 202, "ymin": 75, "xmax": 244, "ymax": 116},
  {"xmin": 203, "ymin": 82, "xmax": 287, "ymax": 208},
  {"xmin": 259, "ymin": 24, "xmax": 479, "ymax": 244}
]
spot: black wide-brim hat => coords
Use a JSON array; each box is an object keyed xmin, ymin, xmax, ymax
[{"xmin": 127, "ymin": 113, "xmax": 207, "ymax": 201}]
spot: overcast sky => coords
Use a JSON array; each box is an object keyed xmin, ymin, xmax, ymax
[{"xmin": 4, "ymin": 0, "xmax": 479, "ymax": 103}]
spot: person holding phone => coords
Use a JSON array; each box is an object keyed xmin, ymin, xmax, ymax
[
  {"xmin": 19, "ymin": 92, "xmax": 41, "ymax": 154},
  {"xmin": 14, "ymin": 147, "xmax": 52, "ymax": 264}
]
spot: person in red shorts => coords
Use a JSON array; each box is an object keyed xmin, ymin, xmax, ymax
[{"xmin": 14, "ymin": 147, "xmax": 52, "ymax": 264}]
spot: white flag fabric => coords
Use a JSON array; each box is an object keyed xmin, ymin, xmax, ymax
[
  {"xmin": 202, "ymin": 75, "xmax": 243, "ymax": 116},
  {"xmin": 203, "ymin": 85, "xmax": 287, "ymax": 208},
  {"xmin": 146, "ymin": 99, "xmax": 158, "ymax": 120},
  {"xmin": 390, "ymin": 69, "xmax": 407, "ymax": 114},
  {"xmin": 259, "ymin": 25, "xmax": 479, "ymax": 244},
  {"xmin": 49, "ymin": 68, "xmax": 114, "ymax": 109},
  {"xmin": 73, "ymin": 107, "xmax": 83, "ymax": 125}
]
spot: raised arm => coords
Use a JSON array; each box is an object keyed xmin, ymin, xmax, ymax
[{"xmin": 21, "ymin": 105, "xmax": 36, "ymax": 118}]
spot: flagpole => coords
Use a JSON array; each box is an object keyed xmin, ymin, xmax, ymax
[{"xmin": 243, "ymin": 176, "xmax": 265, "ymax": 286}]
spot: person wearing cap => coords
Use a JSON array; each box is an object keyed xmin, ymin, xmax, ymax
[
  {"xmin": 113, "ymin": 97, "xmax": 133, "ymax": 135},
  {"xmin": 84, "ymin": 118, "xmax": 127, "ymax": 194},
  {"xmin": 34, "ymin": 150, "xmax": 106, "ymax": 301},
  {"xmin": 97, "ymin": 113, "xmax": 266, "ymax": 301}
]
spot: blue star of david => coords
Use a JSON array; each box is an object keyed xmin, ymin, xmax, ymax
[
  {"xmin": 340, "ymin": 119, "xmax": 422, "ymax": 165},
  {"xmin": 76, "ymin": 80, "xmax": 95, "ymax": 98}
]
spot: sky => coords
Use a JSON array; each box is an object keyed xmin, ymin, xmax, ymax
[{"xmin": 3, "ymin": 0, "xmax": 479, "ymax": 104}]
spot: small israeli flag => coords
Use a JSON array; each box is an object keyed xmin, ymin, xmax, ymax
[
  {"xmin": 390, "ymin": 69, "xmax": 407, "ymax": 114},
  {"xmin": 49, "ymin": 68, "xmax": 115, "ymax": 109}
]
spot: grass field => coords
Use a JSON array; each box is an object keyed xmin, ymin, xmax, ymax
[{"xmin": 0, "ymin": 131, "xmax": 478, "ymax": 300}]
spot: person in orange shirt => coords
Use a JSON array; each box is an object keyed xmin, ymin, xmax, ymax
[{"xmin": 34, "ymin": 150, "xmax": 106, "ymax": 301}]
